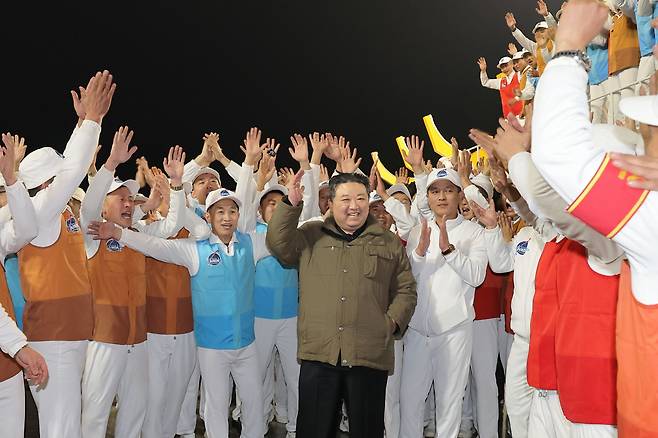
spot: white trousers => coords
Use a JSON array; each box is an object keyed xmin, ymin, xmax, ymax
[
  {"xmin": 177, "ymin": 356, "xmax": 200, "ymax": 435},
  {"xmin": 81, "ymin": 341, "xmax": 148, "ymax": 438},
  {"xmin": 0, "ymin": 371, "xmax": 25, "ymax": 437},
  {"xmin": 198, "ymin": 343, "xmax": 264, "ymax": 438},
  {"xmin": 272, "ymin": 350, "xmax": 288, "ymax": 419},
  {"xmin": 254, "ymin": 317, "xmax": 299, "ymax": 433},
  {"xmin": 609, "ymin": 67, "xmax": 639, "ymax": 123},
  {"xmin": 461, "ymin": 376, "xmax": 474, "ymax": 432},
  {"xmin": 590, "ymin": 79, "xmax": 612, "ymax": 124},
  {"xmin": 470, "ymin": 319, "xmax": 499, "ymax": 438},
  {"xmin": 142, "ymin": 332, "xmax": 197, "ymax": 438},
  {"xmin": 504, "ymin": 335, "xmax": 533, "ymax": 438},
  {"xmin": 497, "ymin": 315, "xmax": 512, "ymax": 372},
  {"xmin": 30, "ymin": 340, "xmax": 88, "ymax": 438},
  {"xmin": 400, "ymin": 323, "xmax": 473, "ymax": 437},
  {"xmin": 570, "ymin": 423, "xmax": 617, "ymax": 438},
  {"xmin": 637, "ymin": 55, "xmax": 656, "ymax": 93},
  {"xmin": 384, "ymin": 339, "xmax": 403, "ymax": 438},
  {"xmin": 528, "ymin": 390, "xmax": 571, "ymax": 438}
]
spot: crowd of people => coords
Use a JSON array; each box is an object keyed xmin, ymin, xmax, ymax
[{"xmin": 1, "ymin": 1, "xmax": 658, "ymax": 438}]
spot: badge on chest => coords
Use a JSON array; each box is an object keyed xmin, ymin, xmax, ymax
[
  {"xmin": 106, "ymin": 238, "xmax": 122, "ymax": 252},
  {"xmin": 208, "ymin": 251, "xmax": 221, "ymax": 266},
  {"xmin": 66, "ymin": 216, "xmax": 80, "ymax": 233}
]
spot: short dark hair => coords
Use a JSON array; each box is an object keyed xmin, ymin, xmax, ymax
[{"xmin": 328, "ymin": 172, "xmax": 370, "ymax": 200}]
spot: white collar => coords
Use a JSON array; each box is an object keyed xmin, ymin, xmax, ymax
[{"xmin": 209, "ymin": 232, "xmax": 238, "ymax": 247}]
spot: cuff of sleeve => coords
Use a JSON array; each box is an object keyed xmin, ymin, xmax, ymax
[
  {"xmin": 484, "ymin": 225, "xmax": 500, "ymax": 234},
  {"xmin": 79, "ymin": 119, "xmax": 102, "ymax": 132},
  {"xmin": 444, "ymin": 247, "xmax": 459, "ymax": 262},
  {"xmin": 411, "ymin": 250, "xmax": 426, "ymax": 262},
  {"xmin": 7, "ymin": 339, "xmax": 27, "ymax": 358},
  {"xmin": 118, "ymin": 228, "xmax": 137, "ymax": 246}
]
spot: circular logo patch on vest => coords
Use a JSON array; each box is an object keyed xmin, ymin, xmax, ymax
[
  {"xmin": 516, "ymin": 240, "xmax": 529, "ymax": 256},
  {"xmin": 66, "ymin": 216, "xmax": 80, "ymax": 233},
  {"xmin": 106, "ymin": 238, "xmax": 122, "ymax": 252},
  {"xmin": 208, "ymin": 251, "xmax": 221, "ymax": 266}
]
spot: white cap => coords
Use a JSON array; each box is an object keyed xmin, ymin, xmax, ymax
[
  {"xmin": 512, "ymin": 50, "xmax": 528, "ymax": 60},
  {"xmin": 369, "ymin": 192, "xmax": 384, "ymax": 205},
  {"xmin": 619, "ymin": 95, "xmax": 658, "ymax": 127},
  {"xmin": 205, "ymin": 188, "xmax": 241, "ymax": 210},
  {"xmin": 186, "ymin": 167, "xmax": 221, "ymax": 185},
  {"xmin": 107, "ymin": 178, "xmax": 140, "ymax": 196},
  {"xmin": 258, "ymin": 184, "xmax": 288, "ymax": 204},
  {"xmin": 426, "ymin": 168, "xmax": 462, "ymax": 191},
  {"xmin": 532, "ymin": 21, "xmax": 549, "ymax": 33},
  {"xmin": 470, "ymin": 174, "xmax": 494, "ymax": 199},
  {"xmin": 319, "ymin": 180, "xmax": 330, "ymax": 191},
  {"xmin": 497, "ymin": 56, "xmax": 512, "ymax": 67},
  {"xmin": 386, "ymin": 184, "xmax": 412, "ymax": 201},
  {"xmin": 71, "ymin": 187, "xmax": 85, "ymax": 203},
  {"xmin": 19, "ymin": 147, "xmax": 65, "ymax": 190},
  {"xmin": 439, "ymin": 156, "xmax": 454, "ymax": 169}
]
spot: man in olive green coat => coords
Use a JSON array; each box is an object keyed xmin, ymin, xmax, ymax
[{"xmin": 266, "ymin": 171, "xmax": 416, "ymax": 438}]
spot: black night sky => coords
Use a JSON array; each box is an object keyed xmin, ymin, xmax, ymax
[{"xmin": 1, "ymin": 0, "xmax": 563, "ymax": 187}]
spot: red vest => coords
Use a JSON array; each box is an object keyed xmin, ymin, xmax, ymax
[
  {"xmin": 499, "ymin": 73, "xmax": 524, "ymax": 117},
  {"xmin": 474, "ymin": 267, "xmax": 504, "ymax": 320},
  {"xmin": 554, "ymin": 240, "xmax": 618, "ymax": 425},
  {"xmin": 527, "ymin": 239, "xmax": 564, "ymax": 390}
]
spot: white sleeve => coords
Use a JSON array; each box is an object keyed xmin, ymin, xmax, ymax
[
  {"xmin": 235, "ymin": 163, "xmax": 258, "ymax": 233},
  {"xmin": 183, "ymin": 207, "xmax": 212, "ymax": 240},
  {"xmin": 300, "ymin": 167, "xmax": 318, "ymax": 222},
  {"xmin": 0, "ymin": 182, "xmax": 38, "ymax": 256},
  {"xmin": 225, "ymin": 161, "xmax": 241, "ymax": 184},
  {"xmin": 509, "ymin": 197, "xmax": 539, "ymax": 228},
  {"xmin": 480, "ymin": 71, "xmax": 501, "ymax": 90},
  {"xmin": 464, "ymin": 184, "xmax": 489, "ymax": 209},
  {"xmin": 413, "ymin": 173, "xmax": 433, "ymax": 220},
  {"xmin": 119, "ymin": 229, "xmax": 199, "ymax": 275},
  {"xmin": 512, "ymin": 28, "xmax": 537, "ymax": 53},
  {"xmin": 444, "ymin": 227, "xmax": 488, "ymax": 287},
  {"xmin": 81, "ymin": 165, "xmax": 115, "ymax": 258},
  {"xmin": 183, "ymin": 159, "xmax": 202, "ymax": 184},
  {"xmin": 519, "ymin": 77, "xmax": 536, "ymax": 101},
  {"xmin": 134, "ymin": 189, "xmax": 185, "ymax": 238},
  {"xmin": 249, "ymin": 231, "xmax": 271, "ymax": 263},
  {"xmin": 545, "ymin": 13, "xmax": 557, "ymax": 28},
  {"xmin": 384, "ymin": 197, "xmax": 416, "ymax": 240},
  {"xmin": 0, "ymin": 303, "xmax": 27, "ymax": 357},
  {"xmin": 483, "ymin": 226, "xmax": 514, "ymax": 273}
]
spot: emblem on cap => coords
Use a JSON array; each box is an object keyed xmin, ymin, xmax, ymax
[
  {"xmin": 437, "ymin": 169, "xmax": 448, "ymax": 177},
  {"xmin": 208, "ymin": 251, "xmax": 221, "ymax": 266},
  {"xmin": 220, "ymin": 189, "xmax": 230, "ymax": 196},
  {"xmin": 106, "ymin": 238, "xmax": 122, "ymax": 252},
  {"xmin": 66, "ymin": 216, "xmax": 80, "ymax": 233},
  {"xmin": 516, "ymin": 240, "xmax": 529, "ymax": 255}
]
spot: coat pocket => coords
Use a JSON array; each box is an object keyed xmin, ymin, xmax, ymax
[{"xmin": 364, "ymin": 246, "xmax": 395, "ymax": 279}]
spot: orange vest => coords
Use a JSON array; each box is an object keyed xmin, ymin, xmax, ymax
[
  {"xmin": 536, "ymin": 39, "xmax": 554, "ymax": 76},
  {"xmin": 87, "ymin": 238, "xmax": 147, "ymax": 345},
  {"xmin": 499, "ymin": 73, "xmax": 524, "ymax": 117},
  {"xmin": 474, "ymin": 267, "xmax": 504, "ymax": 320},
  {"xmin": 609, "ymin": 14, "xmax": 640, "ymax": 75},
  {"xmin": 616, "ymin": 262, "xmax": 658, "ymax": 437},
  {"xmin": 0, "ymin": 267, "xmax": 21, "ymax": 382},
  {"xmin": 145, "ymin": 229, "xmax": 193, "ymax": 335},
  {"xmin": 18, "ymin": 211, "xmax": 93, "ymax": 341},
  {"xmin": 527, "ymin": 239, "xmax": 565, "ymax": 390},
  {"xmin": 554, "ymin": 240, "xmax": 618, "ymax": 425}
]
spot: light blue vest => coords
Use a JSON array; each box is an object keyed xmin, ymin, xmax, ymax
[
  {"xmin": 637, "ymin": 3, "xmax": 658, "ymax": 57},
  {"xmin": 587, "ymin": 44, "xmax": 609, "ymax": 86},
  {"xmin": 4, "ymin": 255, "xmax": 25, "ymax": 330},
  {"xmin": 191, "ymin": 232, "xmax": 255, "ymax": 350},
  {"xmin": 254, "ymin": 222, "xmax": 298, "ymax": 319}
]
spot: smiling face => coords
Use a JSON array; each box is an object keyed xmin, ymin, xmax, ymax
[
  {"xmin": 369, "ymin": 200, "xmax": 394, "ymax": 229},
  {"xmin": 102, "ymin": 186, "xmax": 135, "ymax": 228},
  {"xmin": 205, "ymin": 198, "xmax": 240, "ymax": 244},
  {"xmin": 459, "ymin": 196, "xmax": 474, "ymax": 220},
  {"xmin": 329, "ymin": 182, "xmax": 370, "ymax": 234},
  {"xmin": 192, "ymin": 173, "xmax": 221, "ymax": 205},
  {"xmin": 427, "ymin": 180, "xmax": 461, "ymax": 219},
  {"xmin": 258, "ymin": 191, "xmax": 284, "ymax": 224}
]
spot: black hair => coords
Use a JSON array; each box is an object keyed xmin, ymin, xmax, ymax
[{"xmin": 328, "ymin": 172, "xmax": 370, "ymax": 200}]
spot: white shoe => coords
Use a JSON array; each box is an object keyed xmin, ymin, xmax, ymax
[
  {"xmin": 457, "ymin": 429, "xmax": 474, "ymax": 438},
  {"xmin": 423, "ymin": 422, "xmax": 436, "ymax": 437},
  {"xmin": 286, "ymin": 432, "xmax": 296, "ymax": 438},
  {"xmin": 339, "ymin": 414, "xmax": 350, "ymax": 433}
]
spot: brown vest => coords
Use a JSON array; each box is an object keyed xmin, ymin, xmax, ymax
[
  {"xmin": 0, "ymin": 267, "xmax": 22, "ymax": 382},
  {"xmin": 609, "ymin": 14, "xmax": 640, "ymax": 75},
  {"xmin": 145, "ymin": 229, "xmax": 193, "ymax": 335},
  {"xmin": 87, "ymin": 237, "xmax": 147, "ymax": 345},
  {"xmin": 18, "ymin": 211, "xmax": 93, "ymax": 341}
]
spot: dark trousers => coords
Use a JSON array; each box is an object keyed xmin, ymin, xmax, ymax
[{"xmin": 296, "ymin": 359, "xmax": 388, "ymax": 438}]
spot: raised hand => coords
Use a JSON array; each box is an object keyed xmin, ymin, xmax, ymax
[
  {"xmin": 375, "ymin": 168, "xmax": 388, "ymax": 200},
  {"xmin": 289, "ymin": 134, "xmax": 309, "ymax": 165},
  {"xmin": 105, "ymin": 126, "xmax": 138, "ymax": 171},
  {"xmin": 555, "ymin": 0, "xmax": 608, "ymax": 52},
  {"xmin": 415, "ymin": 218, "xmax": 432, "ymax": 257},
  {"xmin": 491, "ymin": 113, "xmax": 531, "ymax": 163},
  {"xmin": 436, "ymin": 214, "xmax": 451, "ymax": 252},
  {"xmin": 536, "ymin": 0, "xmax": 549, "ymax": 17},
  {"xmin": 477, "ymin": 57, "xmax": 488, "ymax": 72},
  {"xmin": 87, "ymin": 220, "xmax": 122, "ymax": 241},
  {"xmin": 402, "ymin": 135, "xmax": 425, "ymax": 174},
  {"xmin": 309, "ymin": 132, "xmax": 329, "ymax": 165},
  {"xmin": 423, "ymin": 159, "xmax": 434, "ymax": 174},
  {"xmin": 505, "ymin": 12, "xmax": 517, "ymax": 31},
  {"xmin": 257, "ymin": 153, "xmax": 276, "ymax": 191},
  {"xmin": 324, "ymin": 134, "xmax": 344, "ymax": 163},
  {"xmin": 450, "ymin": 137, "xmax": 460, "ymax": 169},
  {"xmin": 507, "ymin": 43, "xmax": 518, "ymax": 56},
  {"xmin": 489, "ymin": 157, "xmax": 509, "ymax": 193},
  {"xmin": 319, "ymin": 164, "xmax": 330, "ymax": 183},
  {"xmin": 12, "ymin": 135, "xmax": 27, "ymax": 171},
  {"xmin": 0, "ymin": 133, "xmax": 18, "ymax": 186},
  {"xmin": 243, "ymin": 127, "xmax": 266, "ymax": 166},
  {"xmin": 338, "ymin": 143, "xmax": 362, "ymax": 174},
  {"xmin": 395, "ymin": 167, "xmax": 409, "ymax": 185},
  {"xmin": 163, "ymin": 145, "xmax": 186, "ymax": 186},
  {"xmin": 470, "ymin": 199, "xmax": 497, "ymax": 229},
  {"xmin": 71, "ymin": 86, "xmax": 87, "ymax": 121},
  {"xmin": 287, "ymin": 169, "xmax": 305, "ymax": 207},
  {"xmin": 83, "ymin": 70, "xmax": 116, "ymax": 123},
  {"xmin": 457, "ymin": 150, "xmax": 473, "ymax": 186},
  {"xmin": 498, "ymin": 212, "xmax": 514, "ymax": 242},
  {"xmin": 14, "ymin": 346, "xmax": 48, "ymax": 387},
  {"xmin": 468, "ymin": 129, "xmax": 499, "ymax": 165},
  {"xmin": 278, "ymin": 167, "xmax": 295, "ymax": 187},
  {"xmin": 203, "ymin": 132, "xmax": 231, "ymax": 167}
]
